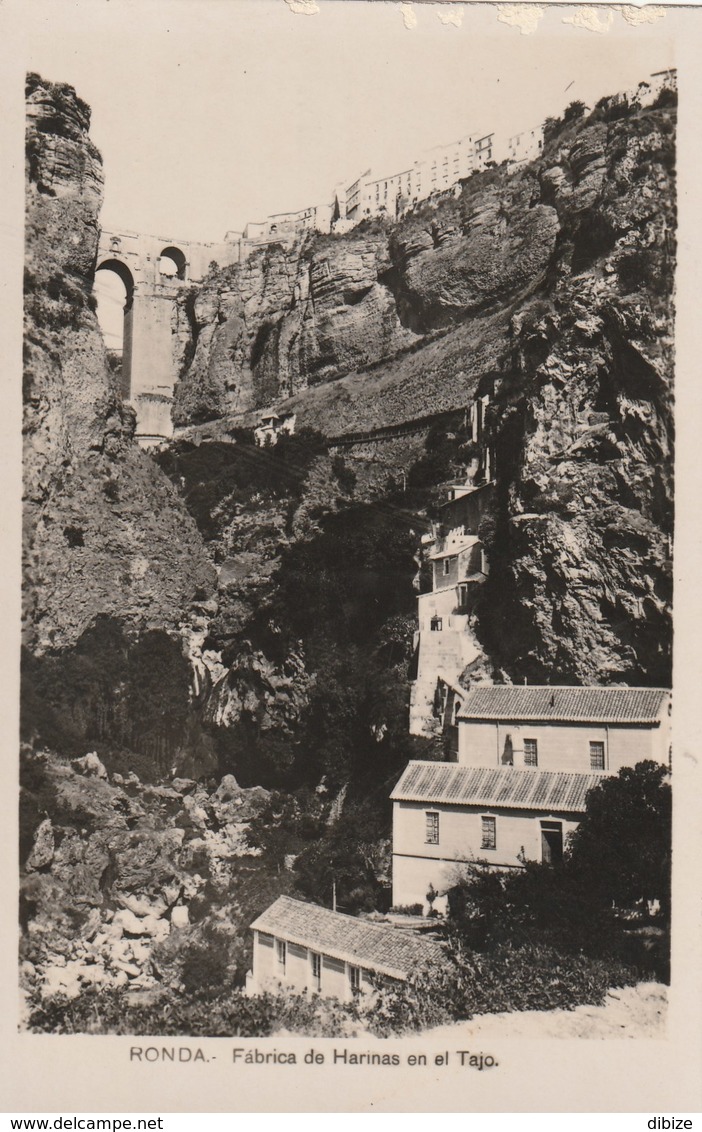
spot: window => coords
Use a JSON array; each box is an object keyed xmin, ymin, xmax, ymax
[
  {"xmin": 524, "ymin": 738, "xmax": 538, "ymax": 767},
  {"xmin": 481, "ymin": 815, "xmax": 496, "ymax": 850},
  {"xmin": 430, "ymin": 615, "xmax": 443, "ymax": 632},
  {"xmin": 310, "ymin": 951, "xmax": 321, "ymax": 992},
  {"xmin": 590, "ymin": 741, "xmax": 605, "ymax": 770},
  {"xmin": 541, "ymin": 821, "xmax": 563, "ymax": 865},
  {"xmin": 349, "ymin": 965, "xmax": 361, "ymax": 994},
  {"xmin": 425, "ymin": 811, "xmax": 440, "ymax": 844},
  {"xmin": 443, "ymin": 558, "xmax": 451, "ymax": 576},
  {"xmin": 276, "ymin": 939, "xmax": 286, "ymax": 970}
]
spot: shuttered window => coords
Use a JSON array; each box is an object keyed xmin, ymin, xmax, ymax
[
  {"xmin": 590, "ymin": 741, "xmax": 605, "ymax": 770},
  {"xmin": 481, "ymin": 815, "xmax": 496, "ymax": 850},
  {"xmin": 524, "ymin": 739, "xmax": 538, "ymax": 766},
  {"xmin": 425, "ymin": 811, "xmax": 440, "ymax": 844},
  {"xmin": 276, "ymin": 940, "xmax": 286, "ymax": 970},
  {"xmin": 311, "ymin": 952, "xmax": 321, "ymax": 992}
]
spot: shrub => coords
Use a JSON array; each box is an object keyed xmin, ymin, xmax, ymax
[
  {"xmin": 27, "ymin": 985, "xmax": 359, "ymax": 1038},
  {"xmin": 330, "ymin": 454, "xmax": 357, "ymax": 496},
  {"xmin": 567, "ymin": 761, "xmax": 671, "ymax": 916},
  {"xmin": 446, "ymin": 941, "xmax": 637, "ymax": 1017},
  {"xmin": 178, "ymin": 924, "xmax": 244, "ymax": 995},
  {"xmin": 366, "ymin": 962, "xmax": 454, "ymax": 1036},
  {"xmin": 366, "ymin": 942, "xmax": 637, "ymax": 1034},
  {"xmin": 563, "ymin": 100, "xmax": 587, "ymax": 125},
  {"xmin": 651, "ymin": 87, "xmax": 677, "ymax": 110}
]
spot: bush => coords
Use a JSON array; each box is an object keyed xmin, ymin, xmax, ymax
[
  {"xmin": 567, "ymin": 761, "xmax": 671, "ymax": 916},
  {"xmin": 366, "ymin": 942, "xmax": 637, "ymax": 1034},
  {"xmin": 27, "ymin": 985, "xmax": 360, "ymax": 1038},
  {"xmin": 446, "ymin": 941, "xmax": 637, "ymax": 1017},
  {"xmin": 651, "ymin": 87, "xmax": 677, "ymax": 110},
  {"xmin": 563, "ymin": 100, "xmax": 587, "ymax": 125},
  {"xmin": 366, "ymin": 962, "xmax": 454, "ymax": 1036}
]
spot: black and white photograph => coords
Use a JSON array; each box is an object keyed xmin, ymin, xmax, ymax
[{"xmin": 5, "ymin": 0, "xmax": 702, "ymax": 1114}]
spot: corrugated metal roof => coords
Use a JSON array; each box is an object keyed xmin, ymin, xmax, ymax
[
  {"xmin": 250, "ymin": 896, "xmax": 443, "ymax": 981},
  {"xmin": 390, "ymin": 761, "xmax": 605, "ymax": 812},
  {"xmin": 455, "ymin": 685, "xmax": 669, "ymax": 724}
]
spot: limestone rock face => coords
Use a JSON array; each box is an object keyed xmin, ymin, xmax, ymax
[
  {"xmin": 389, "ymin": 191, "xmax": 559, "ymax": 328},
  {"xmin": 475, "ymin": 111, "xmax": 675, "ymax": 685},
  {"xmin": 172, "ymin": 180, "xmax": 559, "ymax": 425},
  {"xmin": 172, "ymin": 230, "xmax": 420, "ymax": 424},
  {"xmin": 298, "ymin": 235, "xmax": 417, "ymax": 384},
  {"xmin": 23, "ymin": 74, "xmax": 215, "ymax": 652},
  {"xmin": 205, "ymin": 649, "xmax": 313, "ymax": 736}
]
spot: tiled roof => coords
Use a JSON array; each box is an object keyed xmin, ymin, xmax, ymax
[
  {"xmin": 455, "ymin": 685, "xmax": 669, "ymax": 724},
  {"xmin": 390, "ymin": 761, "xmax": 604, "ymax": 813},
  {"xmin": 250, "ymin": 896, "xmax": 443, "ymax": 980}
]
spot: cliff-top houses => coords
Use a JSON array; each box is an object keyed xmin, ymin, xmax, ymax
[{"xmin": 233, "ymin": 67, "xmax": 676, "ymax": 250}]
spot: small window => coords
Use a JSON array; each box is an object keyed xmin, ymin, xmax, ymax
[
  {"xmin": 425, "ymin": 811, "xmax": 440, "ymax": 844},
  {"xmin": 590, "ymin": 741, "xmax": 605, "ymax": 770},
  {"xmin": 524, "ymin": 739, "xmax": 538, "ymax": 767},
  {"xmin": 276, "ymin": 939, "xmax": 286, "ymax": 970},
  {"xmin": 481, "ymin": 815, "xmax": 496, "ymax": 850},
  {"xmin": 310, "ymin": 951, "xmax": 321, "ymax": 992},
  {"xmin": 349, "ymin": 965, "xmax": 361, "ymax": 994},
  {"xmin": 430, "ymin": 616, "xmax": 443, "ymax": 632},
  {"xmin": 443, "ymin": 558, "xmax": 451, "ymax": 576}
]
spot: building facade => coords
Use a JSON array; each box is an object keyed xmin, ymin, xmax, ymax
[
  {"xmin": 505, "ymin": 125, "xmax": 544, "ymax": 167},
  {"xmin": 409, "ymin": 392, "xmax": 495, "ymax": 736},
  {"xmin": 453, "ymin": 685, "xmax": 672, "ymax": 772},
  {"xmin": 253, "ymin": 411, "xmax": 296, "ymax": 447},
  {"xmin": 247, "ymin": 896, "xmax": 443, "ymax": 1000},
  {"xmin": 395, "ymin": 687, "xmax": 671, "ymax": 906},
  {"xmin": 391, "ymin": 761, "xmax": 601, "ymax": 904}
]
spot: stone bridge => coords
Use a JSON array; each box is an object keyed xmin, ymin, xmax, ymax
[{"xmin": 95, "ymin": 228, "xmax": 240, "ymax": 444}]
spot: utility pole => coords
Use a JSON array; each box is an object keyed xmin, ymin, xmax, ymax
[{"xmin": 332, "ymin": 880, "xmax": 337, "ymax": 912}]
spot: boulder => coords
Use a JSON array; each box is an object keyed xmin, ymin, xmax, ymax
[
  {"xmin": 72, "ymin": 752, "xmax": 108, "ymax": 779},
  {"xmin": 26, "ymin": 818, "xmax": 55, "ymax": 871},
  {"xmin": 170, "ymin": 905, "xmax": 190, "ymax": 929}
]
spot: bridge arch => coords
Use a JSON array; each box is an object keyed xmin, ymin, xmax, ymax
[
  {"xmin": 158, "ymin": 245, "xmax": 187, "ymax": 280},
  {"xmin": 95, "ymin": 257, "xmax": 136, "ymax": 398}
]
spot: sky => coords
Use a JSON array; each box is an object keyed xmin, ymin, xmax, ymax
[
  {"xmin": 10, "ymin": 0, "xmax": 678, "ymax": 346},
  {"xmin": 19, "ymin": 0, "xmax": 677, "ymax": 246}
]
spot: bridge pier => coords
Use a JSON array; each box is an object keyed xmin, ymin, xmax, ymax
[{"xmin": 95, "ymin": 228, "xmax": 239, "ymax": 446}]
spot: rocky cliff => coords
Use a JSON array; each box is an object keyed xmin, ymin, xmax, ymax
[
  {"xmin": 23, "ymin": 74, "xmax": 215, "ymax": 653},
  {"xmin": 477, "ymin": 105, "xmax": 675, "ymax": 685},
  {"xmin": 174, "ymin": 96, "xmax": 675, "ymax": 687},
  {"xmin": 172, "ymin": 174, "xmax": 559, "ymax": 431}
]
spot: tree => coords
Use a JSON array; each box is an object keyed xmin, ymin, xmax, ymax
[{"xmin": 566, "ymin": 760, "xmax": 671, "ymax": 916}]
